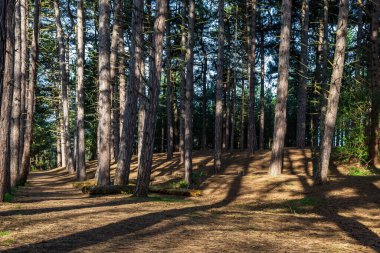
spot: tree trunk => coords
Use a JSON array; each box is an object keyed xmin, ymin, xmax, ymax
[
  {"xmin": 0, "ymin": 0, "xmax": 15, "ymax": 201},
  {"xmin": 110, "ymin": 0, "xmax": 122, "ymax": 161},
  {"xmin": 10, "ymin": 1, "xmax": 22, "ymax": 187},
  {"xmin": 268, "ymin": 0, "xmax": 292, "ymax": 176},
  {"xmin": 60, "ymin": 114, "xmax": 67, "ymax": 167},
  {"xmin": 247, "ymin": 0, "xmax": 258, "ymax": 153},
  {"xmin": 97, "ymin": 0, "xmax": 112, "ymax": 186},
  {"xmin": 240, "ymin": 67, "xmax": 245, "ymax": 150},
  {"xmin": 56, "ymin": 109, "xmax": 62, "ymax": 167},
  {"xmin": 370, "ymin": 0, "xmax": 380, "ymax": 167},
  {"xmin": 296, "ymin": 0, "xmax": 309, "ymax": 148},
  {"xmin": 230, "ymin": 7, "xmax": 238, "ymax": 151},
  {"xmin": 201, "ymin": 38, "xmax": 208, "ymax": 150},
  {"xmin": 119, "ymin": 19, "xmax": 126, "ymax": 146},
  {"xmin": 76, "ymin": 0, "xmax": 87, "ymax": 181},
  {"xmin": 166, "ymin": 2, "xmax": 173, "ymax": 160},
  {"xmin": 20, "ymin": 0, "xmax": 39, "ymax": 186},
  {"xmin": 135, "ymin": 0, "xmax": 167, "ymax": 197},
  {"xmin": 179, "ymin": 0, "xmax": 186, "ymax": 164},
  {"xmin": 184, "ymin": 0, "xmax": 195, "ymax": 184},
  {"xmin": 315, "ymin": 0, "xmax": 348, "ymax": 184},
  {"xmin": 54, "ymin": 0, "xmax": 75, "ymax": 174},
  {"xmin": 259, "ymin": 3, "xmax": 265, "ymax": 150},
  {"xmin": 214, "ymin": 0, "xmax": 224, "ymax": 171},
  {"xmin": 115, "ymin": 0, "xmax": 143, "ymax": 185},
  {"xmin": 18, "ymin": 0, "xmax": 28, "ymax": 173}
]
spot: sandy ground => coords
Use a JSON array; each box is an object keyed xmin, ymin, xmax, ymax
[{"xmin": 0, "ymin": 148, "xmax": 379, "ymax": 252}]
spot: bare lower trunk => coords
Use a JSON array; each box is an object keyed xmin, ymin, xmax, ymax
[
  {"xmin": 20, "ymin": 0, "xmax": 40, "ymax": 186},
  {"xmin": 201, "ymin": 39, "xmax": 207, "ymax": 150},
  {"xmin": 184, "ymin": 0, "xmax": 195, "ymax": 184},
  {"xmin": 369, "ymin": 0, "xmax": 380, "ymax": 167},
  {"xmin": 115, "ymin": 0, "xmax": 143, "ymax": 185},
  {"xmin": 315, "ymin": 0, "xmax": 348, "ymax": 184},
  {"xmin": 230, "ymin": 8, "xmax": 238, "ymax": 151},
  {"xmin": 179, "ymin": 0, "xmax": 186, "ymax": 164},
  {"xmin": 166, "ymin": 3, "xmax": 173, "ymax": 160},
  {"xmin": 0, "ymin": 0, "xmax": 15, "ymax": 201},
  {"xmin": 54, "ymin": 0, "xmax": 75, "ymax": 174},
  {"xmin": 268, "ymin": 0, "xmax": 292, "ymax": 176},
  {"xmin": 110, "ymin": 0, "xmax": 122, "ymax": 161},
  {"xmin": 296, "ymin": 0, "xmax": 309, "ymax": 148},
  {"xmin": 240, "ymin": 69, "xmax": 245, "ymax": 149},
  {"xmin": 214, "ymin": 0, "xmax": 224, "ymax": 172},
  {"xmin": 135, "ymin": 0, "xmax": 167, "ymax": 197},
  {"xmin": 10, "ymin": 1, "xmax": 22, "ymax": 187},
  {"xmin": 119, "ymin": 23, "xmax": 126, "ymax": 144},
  {"xmin": 259, "ymin": 5, "xmax": 265, "ymax": 150},
  {"xmin": 247, "ymin": 0, "xmax": 258, "ymax": 153},
  {"xmin": 97, "ymin": 0, "xmax": 112, "ymax": 186},
  {"xmin": 76, "ymin": 0, "xmax": 87, "ymax": 181}
]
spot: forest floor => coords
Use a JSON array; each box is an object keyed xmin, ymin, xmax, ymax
[{"xmin": 0, "ymin": 148, "xmax": 380, "ymax": 252}]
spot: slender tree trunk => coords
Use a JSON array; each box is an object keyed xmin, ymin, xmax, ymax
[
  {"xmin": 56, "ymin": 108, "xmax": 62, "ymax": 167},
  {"xmin": 54, "ymin": 0, "xmax": 75, "ymax": 174},
  {"xmin": 166, "ymin": 2, "xmax": 173, "ymax": 160},
  {"xmin": 259, "ymin": 4, "xmax": 265, "ymax": 150},
  {"xmin": 10, "ymin": 1, "xmax": 22, "ymax": 187},
  {"xmin": 240, "ymin": 75, "xmax": 245, "ymax": 149},
  {"xmin": 179, "ymin": 0, "xmax": 186, "ymax": 164},
  {"xmin": 18, "ymin": 0, "xmax": 28, "ymax": 173},
  {"xmin": 0, "ymin": 0, "xmax": 15, "ymax": 201},
  {"xmin": 20, "ymin": 0, "xmax": 40, "ymax": 186},
  {"xmin": 315, "ymin": 0, "xmax": 348, "ymax": 184},
  {"xmin": 230, "ymin": 7, "xmax": 238, "ymax": 151},
  {"xmin": 184, "ymin": 0, "xmax": 195, "ymax": 184},
  {"xmin": 110, "ymin": 0, "xmax": 122, "ymax": 161},
  {"xmin": 296, "ymin": 0, "xmax": 309, "ymax": 148},
  {"xmin": 247, "ymin": 0, "xmax": 258, "ymax": 153},
  {"xmin": 355, "ymin": 0, "xmax": 363, "ymax": 81},
  {"xmin": 201, "ymin": 39, "xmax": 208, "ymax": 150},
  {"xmin": 115, "ymin": 0, "xmax": 143, "ymax": 185},
  {"xmin": 135, "ymin": 0, "xmax": 167, "ymax": 197},
  {"xmin": 76, "ymin": 0, "xmax": 87, "ymax": 181},
  {"xmin": 268, "ymin": 0, "xmax": 292, "ymax": 176},
  {"xmin": 214, "ymin": 0, "xmax": 224, "ymax": 172},
  {"xmin": 60, "ymin": 114, "xmax": 67, "ymax": 167},
  {"xmin": 97, "ymin": 0, "xmax": 112, "ymax": 186},
  {"xmin": 370, "ymin": 0, "xmax": 380, "ymax": 167},
  {"xmin": 119, "ymin": 19, "xmax": 126, "ymax": 145}
]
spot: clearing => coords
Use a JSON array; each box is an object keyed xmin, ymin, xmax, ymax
[{"xmin": 1, "ymin": 148, "xmax": 380, "ymax": 252}]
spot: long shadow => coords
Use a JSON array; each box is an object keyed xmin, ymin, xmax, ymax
[{"xmin": 4, "ymin": 164, "xmax": 246, "ymax": 253}]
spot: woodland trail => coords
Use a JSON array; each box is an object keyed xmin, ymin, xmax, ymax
[{"xmin": 0, "ymin": 149, "xmax": 380, "ymax": 252}]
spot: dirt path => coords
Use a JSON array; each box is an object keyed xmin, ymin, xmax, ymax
[{"xmin": 0, "ymin": 149, "xmax": 379, "ymax": 252}]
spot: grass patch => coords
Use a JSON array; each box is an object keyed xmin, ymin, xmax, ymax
[
  {"xmin": 1, "ymin": 239, "xmax": 15, "ymax": 246},
  {"xmin": 286, "ymin": 197, "xmax": 320, "ymax": 214},
  {"xmin": 4, "ymin": 193, "xmax": 13, "ymax": 202},
  {"xmin": 135, "ymin": 194, "xmax": 188, "ymax": 203},
  {"xmin": 347, "ymin": 166, "xmax": 374, "ymax": 176},
  {"xmin": 171, "ymin": 180, "xmax": 189, "ymax": 189},
  {"xmin": 0, "ymin": 231, "xmax": 10, "ymax": 237}
]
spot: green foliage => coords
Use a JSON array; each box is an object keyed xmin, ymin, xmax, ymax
[
  {"xmin": 170, "ymin": 180, "xmax": 190, "ymax": 189},
  {"xmin": 0, "ymin": 231, "xmax": 10, "ymax": 237},
  {"xmin": 286, "ymin": 197, "xmax": 320, "ymax": 214},
  {"xmin": 3, "ymin": 193, "xmax": 13, "ymax": 202},
  {"xmin": 347, "ymin": 167, "xmax": 374, "ymax": 176}
]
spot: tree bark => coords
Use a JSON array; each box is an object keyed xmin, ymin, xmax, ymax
[
  {"xmin": 201, "ymin": 38, "xmax": 208, "ymax": 150},
  {"xmin": 20, "ymin": 0, "xmax": 39, "ymax": 186},
  {"xmin": 166, "ymin": 2, "xmax": 173, "ymax": 160},
  {"xmin": 76, "ymin": 0, "xmax": 87, "ymax": 181},
  {"xmin": 268, "ymin": 0, "xmax": 292, "ymax": 176},
  {"xmin": 115, "ymin": 0, "xmax": 143, "ymax": 185},
  {"xmin": 97, "ymin": 0, "xmax": 112, "ymax": 186},
  {"xmin": 10, "ymin": 1, "xmax": 22, "ymax": 187},
  {"xmin": 118, "ymin": 18, "xmax": 126, "ymax": 146},
  {"xmin": 247, "ymin": 0, "xmax": 258, "ymax": 153},
  {"xmin": 259, "ymin": 3, "xmax": 265, "ymax": 150},
  {"xmin": 230, "ymin": 7, "xmax": 238, "ymax": 151},
  {"xmin": 184, "ymin": 0, "xmax": 195, "ymax": 184},
  {"xmin": 135, "ymin": 0, "xmax": 167, "ymax": 197},
  {"xmin": 296, "ymin": 0, "xmax": 309, "ymax": 148},
  {"xmin": 110, "ymin": 0, "xmax": 122, "ymax": 161},
  {"xmin": 0, "ymin": 0, "xmax": 15, "ymax": 201},
  {"xmin": 369, "ymin": 0, "xmax": 380, "ymax": 167},
  {"xmin": 315, "ymin": 0, "xmax": 349, "ymax": 184},
  {"xmin": 54, "ymin": 0, "xmax": 75, "ymax": 174},
  {"xmin": 214, "ymin": 0, "xmax": 224, "ymax": 172},
  {"xmin": 179, "ymin": 0, "xmax": 186, "ymax": 164}
]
